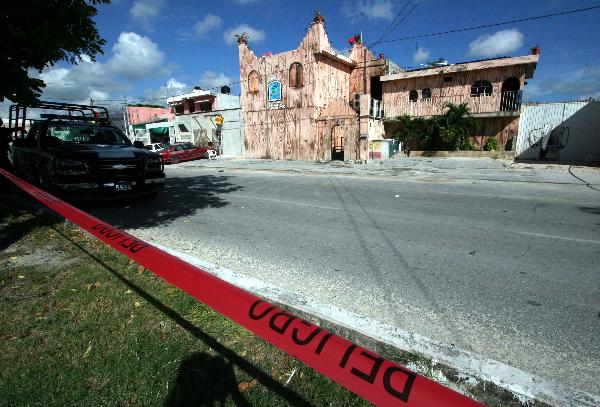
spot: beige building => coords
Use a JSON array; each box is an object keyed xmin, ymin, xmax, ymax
[
  {"xmin": 237, "ymin": 13, "xmax": 397, "ymax": 161},
  {"xmin": 381, "ymin": 52, "xmax": 540, "ymax": 150},
  {"xmin": 237, "ymin": 13, "xmax": 540, "ymax": 159}
]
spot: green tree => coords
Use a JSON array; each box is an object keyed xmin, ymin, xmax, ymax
[
  {"xmin": 436, "ymin": 102, "xmax": 479, "ymax": 150},
  {"xmin": 0, "ymin": 0, "xmax": 109, "ymax": 104}
]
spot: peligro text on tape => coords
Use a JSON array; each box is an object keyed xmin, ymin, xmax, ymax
[{"xmin": 0, "ymin": 168, "xmax": 482, "ymax": 407}]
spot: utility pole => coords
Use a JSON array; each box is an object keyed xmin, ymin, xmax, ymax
[
  {"xmin": 263, "ymin": 56, "xmax": 270, "ymax": 158},
  {"xmin": 122, "ymin": 96, "xmax": 130, "ymax": 139},
  {"xmin": 363, "ymin": 47, "xmax": 367, "ymax": 94}
]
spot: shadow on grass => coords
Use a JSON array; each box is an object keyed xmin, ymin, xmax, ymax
[
  {"xmin": 0, "ymin": 192, "xmax": 56, "ymax": 252},
  {"xmin": 165, "ymin": 352, "xmax": 250, "ymax": 407},
  {"xmin": 52, "ymin": 226, "xmax": 311, "ymax": 407}
]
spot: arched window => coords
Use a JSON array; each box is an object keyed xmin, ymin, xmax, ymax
[
  {"xmin": 289, "ymin": 63, "xmax": 304, "ymax": 87},
  {"xmin": 248, "ymin": 70, "xmax": 259, "ymax": 94},
  {"xmin": 409, "ymin": 90, "xmax": 418, "ymax": 102},
  {"xmin": 422, "ymin": 88, "xmax": 431, "ymax": 100},
  {"xmin": 471, "ymin": 80, "xmax": 493, "ymax": 97}
]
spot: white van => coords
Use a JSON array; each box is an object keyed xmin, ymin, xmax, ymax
[{"xmin": 144, "ymin": 143, "xmax": 165, "ymax": 152}]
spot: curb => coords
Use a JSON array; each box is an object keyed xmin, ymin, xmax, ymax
[{"xmin": 149, "ymin": 241, "xmax": 599, "ymax": 407}]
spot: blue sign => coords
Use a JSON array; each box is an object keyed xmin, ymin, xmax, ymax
[{"xmin": 268, "ymin": 80, "xmax": 282, "ymax": 102}]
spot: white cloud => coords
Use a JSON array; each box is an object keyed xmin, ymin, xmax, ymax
[
  {"xmin": 31, "ymin": 31, "xmax": 166, "ymax": 104},
  {"xmin": 413, "ymin": 47, "xmax": 430, "ymax": 64},
  {"xmin": 223, "ymin": 24, "xmax": 265, "ymax": 45},
  {"xmin": 469, "ymin": 29, "xmax": 524, "ymax": 58},
  {"xmin": 145, "ymin": 78, "xmax": 189, "ymax": 99},
  {"xmin": 108, "ymin": 32, "xmax": 165, "ymax": 80},
  {"xmin": 194, "ymin": 14, "xmax": 222, "ymax": 38},
  {"xmin": 35, "ymin": 62, "xmax": 121, "ymax": 103},
  {"xmin": 525, "ymin": 65, "xmax": 600, "ymax": 100},
  {"xmin": 166, "ymin": 78, "xmax": 187, "ymax": 91},
  {"xmin": 342, "ymin": 0, "xmax": 394, "ymax": 21},
  {"xmin": 130, "ymin": 0, "xmax": 164, "ymax": 30},
  {"xmin": 199, "ymin": 71, "xmax": 233, "ymax": 90}
]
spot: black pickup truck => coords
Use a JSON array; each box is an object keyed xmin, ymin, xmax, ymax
[{"xmin": 10, "ymin": 101, "xmax": 165, "ymax": 200}]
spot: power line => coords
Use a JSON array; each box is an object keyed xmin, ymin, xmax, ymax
[
  {"xmin": 39, "ymin": 4, "xmax": 600, "ymax": 106},
  {"xmin": 369, "ymin": 4, "xmax": 600, "ymax": 46},
  {"xmin": 371, "ymin": 1, "xmax": 420, "ymax": 48},
  {"xmin": 374, "ymin": 0, "xmax": 412, "ymax": 44}
]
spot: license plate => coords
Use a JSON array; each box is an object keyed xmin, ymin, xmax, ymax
[{"xmin": 115, "ymin": 182, "xmax": 132, "ymax": 191}]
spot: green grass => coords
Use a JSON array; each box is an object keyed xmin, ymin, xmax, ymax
[{"xmin": 0, "ymin": 197, "xmax": 370, "ymax": 407}]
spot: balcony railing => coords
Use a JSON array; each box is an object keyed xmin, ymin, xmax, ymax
[
  {"xmin": 397, "ymin": 90, "xmax": 522, "ymax": 117},
  {"xmin": 370, "ymin": 99, "xmax": 383, "ymax": 118}
]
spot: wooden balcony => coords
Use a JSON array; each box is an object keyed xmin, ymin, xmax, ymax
[{"xmin": 390, "ymin": 90, "xmax": 522, "ymax": 118}]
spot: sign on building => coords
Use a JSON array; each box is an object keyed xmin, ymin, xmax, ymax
[{"xmin": 268, "ymin": 80, "xmax": 282, "ymax": 102}]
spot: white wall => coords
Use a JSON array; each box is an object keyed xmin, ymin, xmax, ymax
[
  {"xmin": 173, "ymin": 108, "xmax": 244, "ymax": 156},
  {"xmin": 516, "ymin": 101, "xmax": 600, "ymax": 164}
]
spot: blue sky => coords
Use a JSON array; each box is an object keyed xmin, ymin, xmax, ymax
[{"xmin": 21, "ymin": 0, "xmax": 600, "ymax": 107}]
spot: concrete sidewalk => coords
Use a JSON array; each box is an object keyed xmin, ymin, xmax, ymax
[{"xmin": 179, "ymin": 156, "xmax": 600, "ymax": 187}]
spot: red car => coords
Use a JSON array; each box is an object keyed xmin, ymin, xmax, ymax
[{"xmin": 158, "ymin": 143, "xmax": 216, "ymax": 164}]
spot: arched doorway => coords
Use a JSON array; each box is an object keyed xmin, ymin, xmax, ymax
[
  {"xmin": 331, "ymin": 125, "xmax": 344, "ymax": 160},
  {"xmin": 500, "ymin": 77, "xmax": 520, "ymax": 111}
]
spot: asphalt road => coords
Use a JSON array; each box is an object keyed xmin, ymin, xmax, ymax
[{"xmin": 87, "ymin": 164, "xmax": 600, "ymax": 397}]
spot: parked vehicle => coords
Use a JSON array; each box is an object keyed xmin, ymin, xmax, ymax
[
  {"xmin": 9, "ymin": 101, "xmax": 165, "ymax": 200},
  {"xmin": 144, "ymin": 143, "xmax": 165, "ymax": 152},
  {"xmin": 158, "ymin": 142, "xmax": 216, "ymax": 164}
]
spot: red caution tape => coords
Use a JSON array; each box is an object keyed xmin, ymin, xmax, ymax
[{"xmin": 1, "ymin": 168, "xmax": 482, "ymax": 406}]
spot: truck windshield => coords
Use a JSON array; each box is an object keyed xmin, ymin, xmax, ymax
[{"xmin": 47, "ymin": 123, "xmax": 131, "ymax": 146}]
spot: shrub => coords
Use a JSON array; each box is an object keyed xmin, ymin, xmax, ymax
[
  {"xmin": 394, "ymin": 103, "xmax": 480, "ymax": 151},
  {"xmin": 484, "ymin": 137, "xmax": 499, "ymax": 151}
]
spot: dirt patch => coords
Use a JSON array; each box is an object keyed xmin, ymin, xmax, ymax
[{"xmin": 1, "ymin": 245, "xmax": 79, "ymax": 269}]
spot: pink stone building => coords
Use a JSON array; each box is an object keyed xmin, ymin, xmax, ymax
[
  {"xmin": 126, "ymin": 106, "xmax": 173, "ymax": 126},
  {"xmin": 238, "ymin": 12, "xmax": 394, "ymax": 161},
  {"xmin": 381, "ymin": 53, "xmax": 539, "ymax": 151},
  {"xmin": 237, "ymin": 13, "xmax": 540, "ymax": 159}
]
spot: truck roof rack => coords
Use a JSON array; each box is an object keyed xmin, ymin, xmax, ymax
[{"xmin": 9, "ymin": 101, "xmax": 110, "ymax": 138}]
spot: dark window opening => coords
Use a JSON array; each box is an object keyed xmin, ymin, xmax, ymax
[
  {"xmin": 422, "ymin": 88, "xmax": 432, "ymax": 100},
  {"xmin": 198, "ymin": 101, "xmax": 211, "ymax": 112},
  {"xmin": 174, "ymin": 104, "xmax": 184, "ymax": 114},
  {"xmin": 501, "ymin": 77, "xmax": 520, "ymax": 93},
  {"xmin": 471, "ymin": 80, "xmax": 493, "ymax": 97},
  {"xmin": 188, "ymin": 101, "xmax": 195, "ymax": 113},
  {"xmin": 178, "ymin": 124, "xmax": 189, "ymax": 132},
  {"xmin": 443, "ymin": 77, "xmax": 452, "ymax": 82},
  {"xmin": 500, "ymin": 77, "xmax": 521, "ymax": 111},
  {"xmin": 409, "ymin": 90, "xmax": 418, "ymax": 102},
  {"xmin": 370, "ymin": 76, "xmax": 382, "ymax": 100}
]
